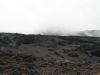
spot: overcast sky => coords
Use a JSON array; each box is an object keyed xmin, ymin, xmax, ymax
[{"xmin": 0, "ymin": 0, "xmax": 100, "ymax": 35}]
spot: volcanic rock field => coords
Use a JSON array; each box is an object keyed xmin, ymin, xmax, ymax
[{"xmin": 0, "ymin": 33, "xmax": 100, "ymax": 75}]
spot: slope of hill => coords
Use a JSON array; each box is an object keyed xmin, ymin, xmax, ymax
[{"xmin": 0, "ymin": 33, "xmax": 100, "ymax": 75}]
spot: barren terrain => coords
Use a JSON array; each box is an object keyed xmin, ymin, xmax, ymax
[{"xmin": 0, "ymin": 33, "xmax": 100, "ymax": 75}]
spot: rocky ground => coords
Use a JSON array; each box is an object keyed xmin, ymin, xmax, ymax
[{"xmin": 0, "ymin": 33, "xmax": 100, "ymax": 75}]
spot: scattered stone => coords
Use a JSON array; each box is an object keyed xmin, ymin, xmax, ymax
[
  {"xmin": 76, "ymin": 72, "xmax": 81, "ymax": 75},
  {"xmin": 68, "ymin": 52, "xmax": 79, "ymax": 57},
  {"xmin": 26, "ymin": 63, "xmax": 37, "ymax": 69},
  {"xmin": 29, "ymin": 70, "xmax": 41, "ymax": 75},
  {"xmin": 25, "ymin": 56, "xmax": 36, "ymax": 63},
  {"xmin": 61, "ymin": 67, "xmax": 70, "ymax": 73},
  {"xmin": 48, "ymin": 49, "xmax": 54, "ymax": 51},
  {"xmin": 58, "ymin": 41, "xmax": 66, "ymax": 46},
  {"xmin": 16, "ymin": 41, "xmax": 21, "ymax": 46},
  {"xmin": 10, "ymin": 70, "xmax": 21, "ymax": 75},
  {"xmin": 3, "ymin": 36, "xmax": 11, "ymax": 44},
  {"xmin": 0, "ymin": 66, "xmax": 5, "ymax": 72},
  {"xmin": 63, "ymin": 49, "xmax": 70, "ymax": 53}
]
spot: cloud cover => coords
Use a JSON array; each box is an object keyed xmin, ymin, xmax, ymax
[{"xmin": 0, "ymin": 0, "xmax": 100, "ymax": 35}]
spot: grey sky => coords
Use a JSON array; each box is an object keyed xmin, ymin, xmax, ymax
[{"xmin": 0, "ymin": 0, "xmax": 100, "ymax": 34}]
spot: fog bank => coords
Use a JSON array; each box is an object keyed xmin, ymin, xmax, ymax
[
  {"xmin": 39, "ymin": 29, "xmax": 100, "ymax": 37},
  {"xmin": 0, "ymin": 0, "xmax": 100, "ymax": 36}
]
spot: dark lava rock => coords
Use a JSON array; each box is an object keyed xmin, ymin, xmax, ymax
[
  {"xmin": 22, "ymin": 39, "xmax": 34, "ymax": 44},
  {"xmin": 58, "ymin": 41, "xmax": 66, "ymax": 46},
  {"xmin": 3, "ymin": 36, "xmax": 11, "ymax": 44},
  {"xmin": 21, "ymin": 35, "xmax": 40, "ymax": 44},
  {"xmin": 5, "ymin": 50, "xmax": 14, "ymax": 56},
  {"xmin": 26, "ymin": 63, "xmax": 37, "ymax": 69},
  {"xmin": 0, "ymin": 60, "xmax": 7, "ymax": 65},
  {"xmin": 50, "ymin": 38, "xmax": 56, "ymax": 42},
  {"xmin": 13, "ymin": 36, "xmax": 18, "ymax": 41},
  {"xmin": 0, "ymin": 66, "xmax": 5, "ymax": 72},
  {"xmin": 0, "ymin": 37, "xmax": 11, "ymax": 46},
  {"xmin": 97, "ymin": 57, "xmax": 100, "ymax": 63},
  {"xmin": 10, "ymin": 70, "xmax": 21, "ymax": 75},
  {"xmin": 91, "ymin": 49, "xmax": 100, "ymax": 57},
  {"xmin": 54, "ymin": 51, "xmax": 59, "ymax": 55},
  {"xmin": 61, "ymin": 67, "xmax": 70, "ymax": 73},
  {"xmin": 63, "ymin": 49, "xmax": 70, "ymax": 53},
  {"xmin": 25, "ymin": 56, "xmax": 37, "ymax": 63},
  {"xmin": 0, "ymin": 38, "xmax": 4, "ymax": 46},
  {"xmin": 41, "ymin": 41, "xmax": 57, "ymax": 48},
  {"xmin": 48, "ymin": 49, "xmax": 54, "ymax": 51},
  {"xmin": 29, "ymin": 70, "xmax": 41, "ymax": 75},
  {"xmin": 79, "ymin": 44, "xmax": 100, "ymax": 57},
  {"xmin": 54, "ymin": 51, "xmax": 64, "ymax": 58},
  {"xmin": 76, "ymin": 72, "xmax": 81, "ymax": 75},
  {"xmin": 21, "ymin": 35, "xmax": 35, "ymax": 44},
  {"xmin": 16, "ymin": 41, "xmax": 21, "ymax": 46},
  {"xmin": 68, "ymin": 52, "xmax": 79, "ymax": 57},
  {"xmin": 0, "ymin": 50, "xmax": 5, "ymax": 56}
]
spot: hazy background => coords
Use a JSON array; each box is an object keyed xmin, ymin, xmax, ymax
[{"xmin": 0, "ymin": 0, "xmax": 100, "ymax": 36}]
